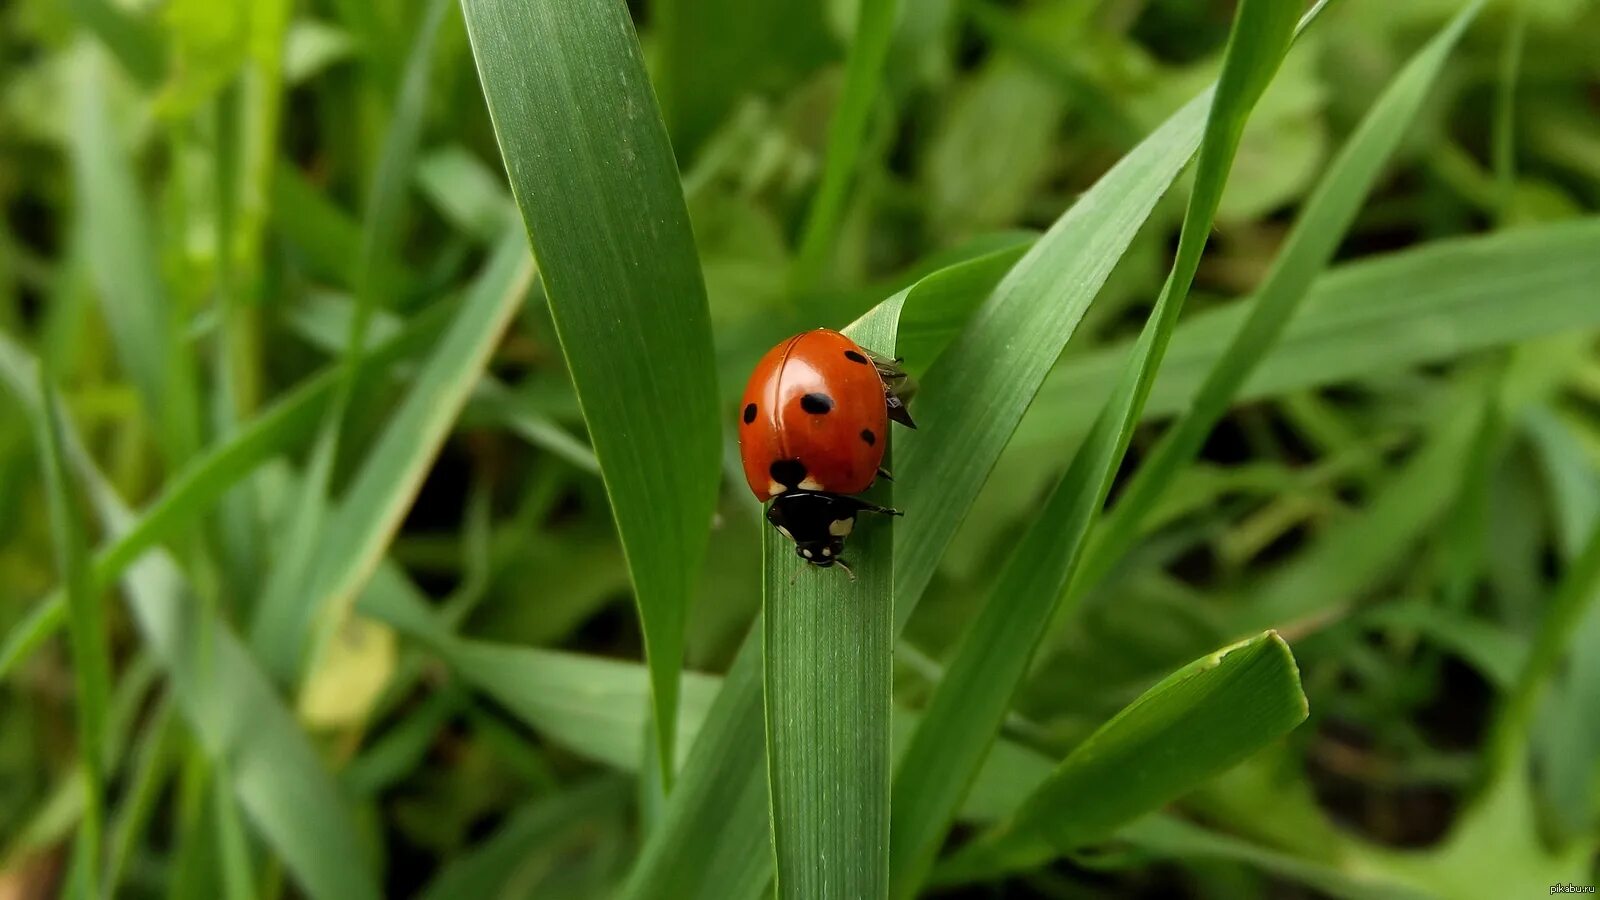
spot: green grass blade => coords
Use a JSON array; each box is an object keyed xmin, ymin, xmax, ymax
[
  {"xmin": 933, "ymin": 633, "xmax": 1307, "ymax": 886},
  {"xmin": 418, "ymin": 777, "xmax": 631, "ymax": 900},
  {"xmin": 251, "ymin": 0, "xmax": 454, "ymax": 682},
  {"xmin": 1488, "ymin": 520, "xmax": 1600, "ymax": 773},
  {"xmin": 1073, "ymin": 0, "xmax": 1487, "ymax": 603},
  {"xmin": 32, "ymin": 378, "xmax": 110, "ymax": 898},
  {"xmin": 790, "ymin": 0, "xmax": 899, "ymax": 291},
  {"xmin": 460, "ymin": 0, "xmax": 722, "ymax": 784},
  {"xmin": 888, "ymin": 1, "xmax": 1301, "ymax": 892},
  {"xmin": 763, "ymin": 292, "xmax": 902, "ymax": 900},
  {"xmin": 1013, "ymin": 219, "xmax": 1600, "ymax": 457},
  {"xmin": 0, "ymin": 351, "xmax": 381, "ymax": 900},
  {"xmin": 1226, "ymin": 390, "xmax": 1488, "ymax": 635},
  {"xmin": 288, "ymin": 231, "xmax": 535, "ymax": 680},
  {"xmin": 66, "ymin": 0, "xmax": 166, "ymax": 86},
  {"xmin": 0, "ymin": 589, "xmax": 68, "ymax": 682},
  {"xmin": 284, "ymin": 292, "xmax": 600, "ymax": 473},
  {"xmin": 890, "ymin": 88, "xmax": 1210, "ymax": 626},
  {"xmin": 69, "ymin": 42, "xmax": 201, "ymax": 465},
  {"xmin": 357, "ymin": 573, "xmax": 1056, "ymax": 826}
]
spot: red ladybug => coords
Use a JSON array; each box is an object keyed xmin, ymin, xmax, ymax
[{"xmin": 737, "ymin": 329, "xmax": 915, "ymax": 572}]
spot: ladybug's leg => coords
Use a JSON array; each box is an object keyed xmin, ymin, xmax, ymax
[
  {"xmin": 876, "ymin": 466, "xmax": 894, "ymax": 482},
  {"xmin": 866, "ymin": 349, "xmax": 918, "ymax": 429},
  {"xmin": 845, "ymin": 497, "xmax": 902, "ymax": 518}
]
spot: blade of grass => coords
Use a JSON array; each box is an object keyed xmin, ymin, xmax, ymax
[
  {"xmin": 460, "ymin": 0, "xmax": 723, "ymax": 785},
  {"xmin": 69, "ymin": 41, "xmax": 201, "ymax": 466},
  {"xmin": 355, "ymin": 568, "xmax": 1057, "ymax": 822},
  {"xmin": 66, "ymin": 0, "xmax": 166, "ymax": 87},
  {"xmin": 250, "ymin": 0, "xmax": 453, "ymax": 683},
  {"xmin": 33, "ymin": 377, "xmax": 110, "ymax": 899},
  {"xmin": 284, "ymin": 229, "xmax": 534, "ymax": 684},
  {"xmin": 418, "ymin": 777, "xmax": 631, "ymax": 900},
  {"xmin": 763, "ymin": 288, "xmax": 902, "ymax": 900},
  {"xmin": 888, "ymin": 1, "xmax": 1302, "ymax": 893},
  {"xmin": 1071, "ymin": 0, "xmax": 1488, "ymax": 608},
  {"xmin": 1017, "ymin": 217, "xmax": 1600, "ymax": 451},
  {"xmin": 889, "ymin": 89, "xmax": 1210, "ymax": 627},
  {"xmin": 790, "ymin": 0, "xmax": 899, "ymax": 292},
  {"xmin": 283, "ymin": 291, "xmax": 600, "ymax": 474},
  {"xmin": 0, "ymin": 350, "xmax": 381, "ymax": 900},
  {"xmin": 934, "ymin": 633, "xmax": 1307, "ymax": 885}
]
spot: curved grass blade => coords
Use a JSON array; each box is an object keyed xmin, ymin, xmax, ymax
[
  {"xmin": 0, "ymin": 349, "xmax": 381, "ymax": 900},
  {"xmin": 460, "ymin": 0, "xmax": 723, "ymax": 784},
  {"xmin": 763, "ymin": 292, "xmax": 902, "ymax": 900},
  {"xmin": 1071, "ymin": 0, "xmax": 1489, "ymax": 603},
  {"xmin": 933, "ymin": 633, "xmax": 1308, "ymax": 886},
  {"xmin": 888, "ymin": 1, "xmax": 1302, "ymax": 893},
  {"xmin": 790, "ymin": 0, "xmax": 899, "ymax": 292},
  {"xmin": 33, "ymin": 377, "xmax": 110, "ymax": 899}
]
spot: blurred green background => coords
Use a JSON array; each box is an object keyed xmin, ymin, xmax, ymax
[{"xmin": 2, "ymin": 0, "xmax": 1599, "ymax": 896}]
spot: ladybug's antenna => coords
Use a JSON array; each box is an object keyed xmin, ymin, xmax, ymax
[{"xmin": 834, "ymin": 558, "xmax": 857, "ymax": 582}]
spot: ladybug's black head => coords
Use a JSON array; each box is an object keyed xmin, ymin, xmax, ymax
[{"xmin": 766, "ymin": 491, "xmax": 857, "ymax": 568}]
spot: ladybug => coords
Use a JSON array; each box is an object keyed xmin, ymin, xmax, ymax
[{"xmin": 737, "ymin": 328, "xmax": 915, "ymax": 574}]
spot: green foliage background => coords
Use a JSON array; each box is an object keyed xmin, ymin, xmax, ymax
[{"xmin": 1, "ymin": 0, "xmax": 1599, "ymax": 897}]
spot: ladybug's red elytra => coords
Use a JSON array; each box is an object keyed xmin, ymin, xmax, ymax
[{"xmin": 737, "ymin": 329, "xmax": 916, "ymax": 574}]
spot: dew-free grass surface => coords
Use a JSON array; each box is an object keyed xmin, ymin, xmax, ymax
[
  {"xmin": 4, "ymin": 0, "xmax": 1600, "ymax": 897},
  {"xmin": 460, "ymin": 0, "xmax": 722, "ymax": 782}
]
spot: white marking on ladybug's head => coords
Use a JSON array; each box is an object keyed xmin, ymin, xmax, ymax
[
  {"xmin": 768, "ymin": 480, "xmax": 785, "ymax": 497},
  {"xmin": 799, "ymin": 476, "xmax": 824, "ymax": 491},
  {"xmin": 828, "ymin": 518, "xmax": 853, "ymax": 537},
  {"xmin": 800, "ymin": 548, "xmax": 813, "ymax": 559},
  {"xmin": 776, "ymin": 525, "xmax": 793, "ymax": 540},
  {"xmin": 820, "ymin": 546, "xmax": 832, "ymax": 557}
]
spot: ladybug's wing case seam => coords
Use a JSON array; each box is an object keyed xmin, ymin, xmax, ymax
[{"xmin": 765, "ymin": 332, "xmax": 806, "ymax": 465}]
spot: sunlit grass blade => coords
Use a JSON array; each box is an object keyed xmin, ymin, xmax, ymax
[
  {"xmin": 32, "ymin": 377, "xmax": 110, "ymax": 899},
  {"xmin": 460, "ymin": 0, "xmax": 723, "ymax": 784},
  {"xmin": 933, "ymin": 632, "xmax": 1307, "ymax": 886},
  {"xmin": 0, "ymin": 349, "xmax": 381, "ymax": 900},
  {"xmin": 763, "ymin": 295, "xmax": 901, "ymax": 900},
  {"xmin": 888, "ymin": 0, "xmax": 1302, "ymax": 892},
  {"xmin": 790, "ymin": 0, "xmax": 898, "ymax": 292},
  {"xmin": 1072, "ymin": 0, "xmax": 1488, "ymax": 602},
  {"xmin": 69, "ymin": 41, "xmax": 200, "ymax": 465}
]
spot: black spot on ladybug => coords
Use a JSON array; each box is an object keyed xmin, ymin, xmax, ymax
[
  {"xmin": 860, "ymin": 429, "xmax": 876, "ymax": 446},
  {"xmin": 844, "ymin": 350, "xmax": 869, "ymax": 365},
  {"xmin": 770, "ymin": 459, "xmax": 807, "ymax": 487},
  {"xmin": 801, "ymin": 393, "xmax": 834, "ymax": 414},
  {"xmin": 743, "ymin": 403, "xmax": 757, "ymax": 424}
]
